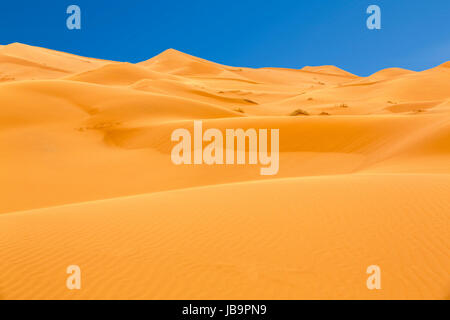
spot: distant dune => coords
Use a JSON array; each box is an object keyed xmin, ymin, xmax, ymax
[{"xmin": 0, "ymin": 43, "xmax": 449, "ymax": 299}]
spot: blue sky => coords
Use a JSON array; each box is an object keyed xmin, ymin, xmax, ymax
[{"xmin": 0, "ymin": 0, "xmax": 449, "ymax": 76}]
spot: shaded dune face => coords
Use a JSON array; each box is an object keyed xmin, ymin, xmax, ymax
[{"xmin": 0, "ymin": 43, "xmax": 449, "ymax": 300}]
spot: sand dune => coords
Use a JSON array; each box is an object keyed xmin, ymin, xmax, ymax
[
  {"xmin": 139, "ymin": 48, "xmax": 244, "ymax": 79},
  {"xmin": 0, "ymin": 43, "xmax": 108, "ymax": 82},
  {"xmin": 366, "ymin": 67, "xmax": 415, "ymax": 80},
  {"xmin": 0, "ymin": 43, "xmax": 449, "ymax": 299},
  {"xmin": 0, "ymin": 174, "xmax": 448, "ymax": 299},
  {"xmin": 66, "ymin": 62, "xmax": 176, "ymax": 86},
  {"xmin": 301, "ymin": 65, "xmax": 358, "ymax": 78}
]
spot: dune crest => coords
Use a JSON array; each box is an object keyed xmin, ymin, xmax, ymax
[{"xmin": 0, "ymin": 42, "xmax": 109, "ymax": 82}]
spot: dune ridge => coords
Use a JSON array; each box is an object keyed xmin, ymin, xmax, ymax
[{"xmin": 0, "ymin": 43, "xmax": 449, "ymax": 299}]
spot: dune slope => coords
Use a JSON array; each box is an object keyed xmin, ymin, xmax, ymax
[{"xmin": 0, "ymin": 174, "xmax": 448, "ymax": 299}]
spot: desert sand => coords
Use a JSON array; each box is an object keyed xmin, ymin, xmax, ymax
[{"xmin": 0, "ymin": 43, "xmax": 449, "ymax": 299}]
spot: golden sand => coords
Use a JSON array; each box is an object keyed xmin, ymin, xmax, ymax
[{"xmin": 0, "ymin": 43, "xmax": 449, "ymax": 299}]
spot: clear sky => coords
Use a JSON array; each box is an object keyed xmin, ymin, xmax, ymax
[{"xmin": 0, "ymin": 0, "xmax": 449, "ymax": 76}]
